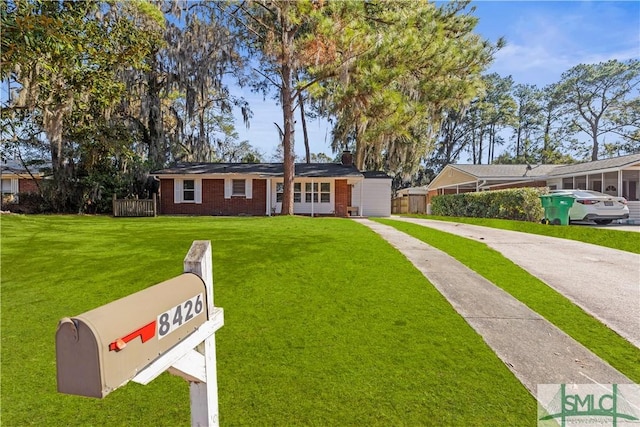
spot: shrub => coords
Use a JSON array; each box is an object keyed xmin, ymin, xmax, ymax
[
  {"xmin": 1, "ymin": 192, "xmax": 52, "ymax": 214},
  {"xmin": 431, "ymin": 187, "xmax": 549, "ymax": 222}
]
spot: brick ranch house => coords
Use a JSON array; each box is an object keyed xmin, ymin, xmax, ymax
[
  {"xmin": 151, "ymin": 154, "xmax": 392, "ymax": 217},
  {"xmin": 421, "ymin": 153, "xmax": 640, "ymax": 221},
  {"xmin": 1, "ymin": 159, "xmax": 46, "ymax": 204}
]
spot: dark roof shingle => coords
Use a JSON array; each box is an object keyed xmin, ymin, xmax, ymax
[
  {"xmin": 547, "ymin": 153, "xmax": 640, "ymax": 176},
  {"xmin": 152, "ymin": 162, "xmax": 363, "ymax": 178},
  {"xmin": 449, "ymin": 164, "xmax": 558, "ymax": 178}
]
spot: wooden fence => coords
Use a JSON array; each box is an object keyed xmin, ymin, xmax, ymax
[
  {"xmin": 113, "ymin": 194, "xmax": 157, "ymax": 217},
  {"xmin": 391, "ymin": 195, "xmax": 427, "ymax": 214}
]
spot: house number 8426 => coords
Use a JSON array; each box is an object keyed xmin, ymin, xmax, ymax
[{"xmin": 157, "ymin": 294, "xmax": 204, "ymax": 339}]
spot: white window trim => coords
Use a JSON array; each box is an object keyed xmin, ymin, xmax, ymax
[
  {"xmin": 319, "ymin": 182, "xmax": 331, "ymax": 203},
  {"xmin": 225, "ymin": 178, "xmax": 252, "ymax": 199},
  {"xmin": 232, "ymin": 179, "xmax": 245, "ymax": 196},
  {"xmin": 174, "ymin": 178, "xmax": 202, "ymax": 204},
  {"xmin": 276, "ymin": 182, "xmax": 302, "ymax": 203},
  {"xmin": 1, "ymin": 178, "xmax": 18, "ymax": 195},
  {"xmin": 305, "ymin": 181, "xmax": 331, "ymax": 204},
  {"xmin": 293, "ymin": 182, "xmax": 301, "ymax": 203}
]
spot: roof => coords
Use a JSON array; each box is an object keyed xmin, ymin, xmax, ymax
[
  {"xmin": 1, "ymin": 159, "xmax": 50, "ymax": 177},
  {"xmin": 152, "ymin": 162, "xmax": 364, "ymax": 178},
  {"xmin": 427, "ymin": 153, "xmax": 640, "ymax": 191},
  {"xmin": 448, "ymin": 164, "xmax": 558, "ymax": 179},
  {"xmin": 547, "ymin": 153, "xmax": 640, "ymax": 176},
  {"xmin": 361, "ymin": 170, "xmax": 392, "ymax": 179},
  {"xmin": 397, "ymin": 186, "xmax": 428, "ymax": 196}
]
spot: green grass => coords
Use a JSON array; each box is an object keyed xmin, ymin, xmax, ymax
[
  {"xmin": 1, "ymin": 215, "xmax": 534, "ymax": 426},
  {"xmin": 375, "ymin": 218, "xmax": 640, "ymax": 384},
  {"xmin": 403, "ymin": 215, "xmax": 640, "ymax": 254}
]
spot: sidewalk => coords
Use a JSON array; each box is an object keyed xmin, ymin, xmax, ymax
[
  {"xmin": 353, "ymin": 218, "xmax": 634, "ymax": 395},
  {"xmin": 389, "ymin": 216, "xmax": 640, "ymax": 348}
]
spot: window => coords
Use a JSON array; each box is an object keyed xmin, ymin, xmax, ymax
[
  {"xmin": 320, "ymin": 182, "xmax": 330, "ymax": 203},
  {"xmin": 294, "ymin": 183, "xmax": 301, "ymax": 202},
  {"xmin": 276, "ymin": 182, "xmax": 301, "ymax": 202},
  {"xmin": 276, "ymin": 182, "xmax": 284, "ymax": 202},
  {"xmin": 1, "ymin": 178, "xmax": 15, "ymax": 202},
  {"xmin": 175, "ymin": 179, "xmax": 201, "ymax": 203},
  {"xmin": 224, "ymin": 178, "xmax": 251, "ymax": 199},
  {"xmin": 305, "ymin": 183, "xmax": 317, "ymax": 203},
  {"xmin": 1, "ymin": 178, "xmax": 13, "ymax": 195},
  {"xmin": 183, "ymin": 180, "xmax": 195, "ymax": 201},
  {"xmin": 305, "ymin": 182, "xmax": 330, "ymax": 203},
  {"xmin": 232, "ymin": 179, "xmax": 246, "ymax": 196}
]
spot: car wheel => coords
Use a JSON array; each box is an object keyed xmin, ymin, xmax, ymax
[{"xmin": 594, "ymin": 219, "xmax": 613, "ymax": 225}]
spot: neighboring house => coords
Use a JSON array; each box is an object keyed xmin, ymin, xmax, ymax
[
  {"xmin": 1, "ymin": 159, "xmax": 46, "ymax": 203},
  {"xmin": 152, "ymin": 155, "xmax": 392, "ymax": 217},
  {"xmin": 424, "ymin": 153, "xmax": 640, "ymax": 220}
]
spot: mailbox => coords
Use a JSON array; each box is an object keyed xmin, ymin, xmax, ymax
[{"xmin": 56, "ymin": 273, "xmax": 208, "ymax": 398}]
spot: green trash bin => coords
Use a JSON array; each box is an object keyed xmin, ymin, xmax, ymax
[{"xmin": 539, "ymin": 194, "xmax": 575, "ymax": 225}]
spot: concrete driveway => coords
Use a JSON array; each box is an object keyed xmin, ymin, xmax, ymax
[
  {"xmin": 573, "ymin": 221, "xmax": 640, "ymax": 232},
  {"xmin": 355, "ymin": 218, "xmax": 635, "ymax": 394},
  {"xmin": 389, "ymin": 217, "xmax": 640, "ymax": 349}
]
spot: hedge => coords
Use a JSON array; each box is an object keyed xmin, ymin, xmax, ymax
[
  {"xmin": 431, "ymin": 187, "xmax": 549, "ymax": 222},
  {"xmin": 1, "ymin": 192, "xmax": 52, "ymax": 214}
]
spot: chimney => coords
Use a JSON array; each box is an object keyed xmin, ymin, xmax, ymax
[{"xmin": 341, "ymin": 150, "xmax": 353, "ymax": 166}]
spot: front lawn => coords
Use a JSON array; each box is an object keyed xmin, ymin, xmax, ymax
[{"xmin": 1, "ymin": 215, "xmax": 534, "ymax": 426}]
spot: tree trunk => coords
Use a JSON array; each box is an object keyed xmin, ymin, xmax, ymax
[
  {"xmin": 487, "ymin": 127, "xmax": 493, "ymax": 164},
  {"xmin": 542, "ymin": 113, "xmax": 551, "ymax": 163},
  {"xmin": 198, "ymin": 109, "xmax": 208, "ymax": 161},
  {"xmin": 281, "ymin": 83, "xmax": 295, "ymax": 215},
  {"xmin": 44, "ymin": 103, "xmax": 72, "ymax": 211},
  {"xmin": 471, "ymin": 127, "xmax": 477, "ymax": 164},
  {"xmin": 299, "ymin": 91, "xmax": 311, "ymax": 164},
  {"xmin": 354, "ymin": 124, "xmax": 367, "ymax": 170},
  {"xmin": 280, "ymin": 16, "xmax": 296, "ymax": 215},
  {"xmin": 591, "ymin": 122, "xmax": 599, "ymax": 161},
  {"xmin": 147, "ymin": 56, "xmax": 164, "ymax": 168},
  {"xmin": 477, "ymin": 128, "xmax": 484, "ymax": 164}
]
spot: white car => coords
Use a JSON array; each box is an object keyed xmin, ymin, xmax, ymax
[{"xmin": 550, "ymin": 189, "xmax": 629, "ymax": 224}]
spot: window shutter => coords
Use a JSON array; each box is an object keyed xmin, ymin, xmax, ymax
[
  {"xmin": 11, "ymin": 179, "xmax": 18, "ymax": 194},
  {"xmin": 246, "ymin": 179, "xmax": 253, "ymax": 199},
  {"xmin": 224, "ymin": 179, "xmax": 231, "ymax": 199},
  {"xmin": 174, "ymin": 179, "xmax": 183, "ymax": 203},
  {"xmin": 194, "ymin": 179, "xmax": 202, "ymax": 204}
]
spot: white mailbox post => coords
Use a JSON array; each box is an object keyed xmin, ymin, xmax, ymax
[{"xmin": 56, "ymin": 241, "xmax": 224, "ymax": 427}]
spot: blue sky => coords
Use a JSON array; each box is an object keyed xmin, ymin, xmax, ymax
[
  {"xmin": 473, "ymin": 1, "xmax": 639, "ymax": 87},
  {"xmin": 233, "ymin": 1, "xmax": 640, "ymax": 160}
]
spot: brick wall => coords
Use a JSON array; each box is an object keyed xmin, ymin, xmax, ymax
[
  {"xmin": 159, "ymin": 179, "xmax": 173, "ymax": 214},
  {"xmin": 159, "ymin": 178, "xmax": 266, "ymax": 215},
  {"xmin": 427, "ymin": 190, "xmax": 438, "ymax": 205},
  {"xmin": 222, "ymin": 179, "xmax": 266, "ymax": 216},
  {"xmin": 334, "ymin": 179, "xmax": 348, "ymax": 217},
  {"xmin": 19, "ymin": 179, "xmax": 39, "ymax": 193}
]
